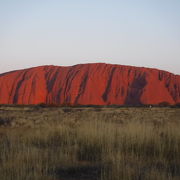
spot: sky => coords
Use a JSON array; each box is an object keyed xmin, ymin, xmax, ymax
[{"xmin": 0, "ymin": 0, "xmax": 180, "ymax": 74}]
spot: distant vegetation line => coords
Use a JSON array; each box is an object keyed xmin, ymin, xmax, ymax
[{"xmin": 0, "ymin": 102, "xmax": 180, "ymax": 108}]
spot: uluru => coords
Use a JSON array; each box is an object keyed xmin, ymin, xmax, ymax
[{"xmin": 0, "ymin": 63, "xmax": 180, "ymax": 105}]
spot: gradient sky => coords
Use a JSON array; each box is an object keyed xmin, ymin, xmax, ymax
[{"xmin": 0, "ymin": 0, "xmax": 180, "ymax": 74}]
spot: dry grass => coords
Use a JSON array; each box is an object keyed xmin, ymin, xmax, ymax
[{"xmin": 0, "ymin": 106, "xmax": 179, "ymax": 180}]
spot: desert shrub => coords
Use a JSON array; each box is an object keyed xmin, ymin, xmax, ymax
[
  {"xmin": 62, "ymin": 108, "xmax": 72, "ymax": 113},
  {"xmin": 175, "ymin": 103, "xmax": 180, "ymax": 107},
  {"xmin": 158, "ymin": 101, "xmax": 170, "ymax": 107},
  {"xmin": 0, "ymin": 117, "xmax": 13, "ymax": 126},
  {"xmin": 37, "ymin": 103, "xmax": 47, "ymax": 108}
]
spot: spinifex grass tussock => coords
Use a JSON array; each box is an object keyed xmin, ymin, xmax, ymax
[{"xmin": 0, "ymin": 106, "xmax": 179, "ymax": 180}]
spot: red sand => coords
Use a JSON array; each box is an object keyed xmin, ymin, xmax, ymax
[{"xmin": 0, "ymin": 63, "xmax": 179, "ymax": 105}]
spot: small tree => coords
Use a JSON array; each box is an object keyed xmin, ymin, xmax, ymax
[
  {"xmin": 158, "ymin": 101, "xmax": 170, "ymax": 107},
  {"xmin": 175, "ymin": 103, "xmax": 180, "ymax": 107}
]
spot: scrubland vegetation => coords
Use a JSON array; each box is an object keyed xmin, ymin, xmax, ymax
[{"xmin": 0, "ymin": 106, "xmax": 180, "ymax": 180}]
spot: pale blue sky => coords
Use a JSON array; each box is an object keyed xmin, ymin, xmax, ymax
[{"xmin": 0, "ymin": 0, "xmax": 180, "ymax": 74}]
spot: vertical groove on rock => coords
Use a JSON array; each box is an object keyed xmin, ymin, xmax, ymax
[
  {"xmin": 125, "ymin": 73, "xmax": 147, "ymax": 105},
  {"xmin": 75, "ymin": 72, "xmax": 89, "ymax": 104},
  {"xmin": 102, "ymin": 67, "xmax": 116, "ymax": 102},
  {"xmin": 13, "ymin": 71, "xmax": 27, "ymax": 104}
]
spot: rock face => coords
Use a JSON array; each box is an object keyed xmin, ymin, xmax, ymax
[{"xmin": 0, "ymin": 63, "xmax": 180, "ymax": 105}]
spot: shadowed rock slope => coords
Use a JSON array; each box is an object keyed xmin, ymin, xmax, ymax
[{"xmin": 0, "ymin": 63, "xmax": 180, "ymax": 105}]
